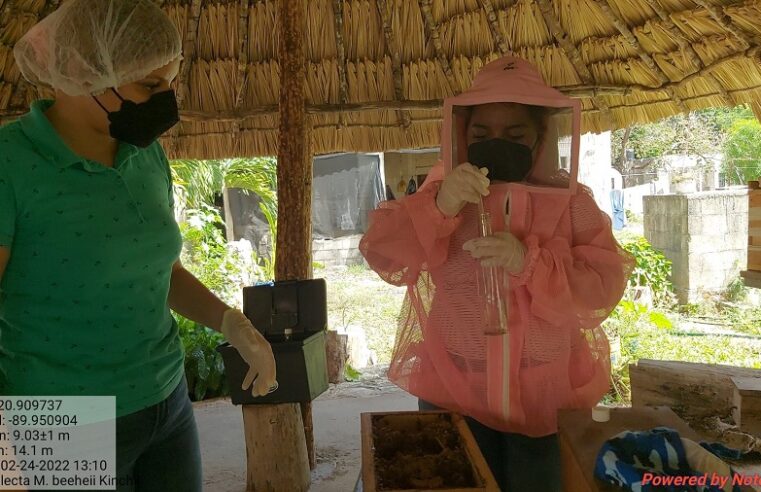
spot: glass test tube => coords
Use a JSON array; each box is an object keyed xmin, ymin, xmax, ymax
[{"xmin": 477, "ymin": 196, "xmax": 508, "ymax": 336}]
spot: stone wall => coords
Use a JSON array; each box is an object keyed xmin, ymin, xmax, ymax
[
  {"xmin": 643, "ymin": 190, "xmax": 747, "ymax": 304},
  {"xmin": 313, "ymin": 235, "xmax": 365, "ymax": 267}
]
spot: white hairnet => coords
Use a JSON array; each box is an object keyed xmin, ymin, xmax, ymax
[{"xmin": 13, "ymin": 0, "xmax": 182, "ymax": 97}]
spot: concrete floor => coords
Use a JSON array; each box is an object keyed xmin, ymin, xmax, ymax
[{"xmin": 194, "ymin": 368, "xmax": 416, "ymax": 492}]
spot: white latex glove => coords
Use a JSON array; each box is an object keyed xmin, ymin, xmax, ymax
[
  {"xmin": 221, "ymin": 309, "xmax": 277, "ymax": 397},
  {"xmin": 436, "ymin": 162, "xmax": 490, "ymax": 217},
  {"xmin": 463, "ymin": 231, "xmax": 527, "ymax": 273}
]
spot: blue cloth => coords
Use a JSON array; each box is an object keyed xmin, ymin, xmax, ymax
[
  {"xmin": 700, "ymin": 441, "xmax": 761, "ymax": 461},
  {"xmin": 610, "ymin": 189, "xmax": 625, "ymax": 230},
  {"xmin": 594, "ymin": 427, "xmax": 742, "ymax": 492}
]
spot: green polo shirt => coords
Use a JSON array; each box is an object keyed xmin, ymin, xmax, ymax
[{"xmin": 0, "ymin": 100, "xmax": 185, "ymax": 417}]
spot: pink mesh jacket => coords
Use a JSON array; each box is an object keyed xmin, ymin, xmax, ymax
[{"xmin": 360, "ymin": 57, "xmax": 634, "ymax": 437}]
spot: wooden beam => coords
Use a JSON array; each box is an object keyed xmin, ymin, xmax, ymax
[
  {"xmin": 166, "ymin": 117, "xmax": 443, "ymax": 137},
  {"xmin": 332, "ymin": 0, "xmax": 349, "ymax": 128},
  {"xmin": 477, "ymin": 0, "xmax": 510, "ymax": 55},
  {"xmin": 168, "ymin": 0, "xmax": 204, "ymax": 156},
  {"xmin": 691, "ymin": 0, "xmax": 753, "ymax": 50},
  {"xmin": 418, "ymin": 0, "xmax": 458, "ymax": 96},
  {"xmin": 534, "ymin": 0, "xmax": 612, "ymax": 121},
  {"xmin": 376, "ymin": 0, "xmax": 412, "ymax": 129},
  {"xmin": 594, "ymin": 0, "xmax": 689, "ymax": 113},
  {"xmin": 179, "ymin": 99, "xmax": 442, "ymax": 120},
  {"xmin": 585, "ymin": 81, "xmax": 761, "ymax": 111}
]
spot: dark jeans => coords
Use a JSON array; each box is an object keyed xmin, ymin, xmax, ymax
[
  {"xmin": 419, "ymin": 399, "xmax": 561, "ymax": 492},
  {"xmin": 37, "ymin": 375, "xmax": 202, "ymax": 492}
]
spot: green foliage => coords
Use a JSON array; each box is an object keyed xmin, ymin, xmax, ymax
[
  {"xmin": 619, "ymin": 237, "xmax": 674, "ymax": 306},
  {"xmin": 171, "ymin": 158, "xmax": 280, "ymax": 400},
  {"xmin": 326, "ymin": 266, "xmax": 405, "ymax": 364},
  {"xmin": 611, "ymin": 106, "xmax": 755, "ymax": 166},
  {"xmin": 347, "ymin": 263, "xmax": 368, "ymax": 275},
  {"xmin": 179, "ymin": 205, "xmax": 260, "ymax": 308},
  {"xmin": 171, "ymin": 157, "xmax": 277, "ymax": 214},
  {"xmin": 722, "ymin": 306, "xmax": 761, "ymax": 337},
  {"xmin": 177, "ymin": 316, "xmax": 229, "ymax": 401},
  {"xmin": 624, "ymin": 210, "xmax": 642, "ymax": 224},
  {"xmin": 344, "ymin": 364, "xmax": 362, "ymax": 382},
  {"xmin": 723, "ymin": 118, "xmax": 761, "ymax": 185},
  {"xmin": 603, "ymin": 301, "xmax": 674, "ymax": 403},
  {"xmin": 257, "ymin": 198, "xmax": 277, "ymax": 281},
  {"xmin": 612, "ymin": 111, "xmax": 725, "ymax": 162},
  {"xmin": 724, "ymin": 276, "xmax": 749, "ymax": 303}
]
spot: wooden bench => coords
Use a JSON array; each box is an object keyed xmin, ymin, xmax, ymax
[{"xmin": 558, "ymin": 406, "xmax": 702, "ymax": 492}]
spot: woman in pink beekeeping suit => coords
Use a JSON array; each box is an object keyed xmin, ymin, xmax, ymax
[{"xmin": 360, "ymin": 57, "xmax": 634, "ymax": 491}]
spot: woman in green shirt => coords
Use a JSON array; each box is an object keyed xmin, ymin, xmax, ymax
[{"xmin": 0, "ymin": 0, "xmax": 276, "ymax": 490}]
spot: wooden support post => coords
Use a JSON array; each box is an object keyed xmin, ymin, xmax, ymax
[
  {"xmin": 274, "ymin": 0, "xmax": 316, "ymax": 470},
  {"xmin": 241, "ymin": 0, "xmax": 314, "ymax": 490},
  {"xmin": 242, "ymin": 404, "xmax": 309, "ymax": 492}
]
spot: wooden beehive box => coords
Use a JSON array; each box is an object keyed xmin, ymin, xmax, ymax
[
  {"xmin": 748, "ymin": 187, "xmax": 761, "ymax": 271},
  {"xmin": 360, "ymin": 411, "xmax": 499, "ymax": 492},
  {"xmin": 732, "ymin": 376, "xmax": 761, "ymax": 436}
]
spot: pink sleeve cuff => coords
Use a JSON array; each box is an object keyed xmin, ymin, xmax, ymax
[
  {"xmin": 407, "ymin": 181, "xmax": 464, "ymax": 239},
  {"xmin": 510, "ymin": 235, "xmax": 541, "ymax": 286}
]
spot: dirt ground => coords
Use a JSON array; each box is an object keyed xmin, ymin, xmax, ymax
[{"xmin": 194, "ymin": 365, "xmax": 416, "ymax": 492}]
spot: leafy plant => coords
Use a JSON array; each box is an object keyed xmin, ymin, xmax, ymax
[
  {"xmin": 179, "ymin": 205, "xmax": 261, "ymax": 308},
  {"xmin": 611, "ymin": 106, "xmax": 754, "ymax": 165},
  {"xmin": 724, "ymin": 276, "xmax": 749, "ymax": 304},
  {"xmin": 170, "ymin": 158, "xmax": 279, "ymax": 401},
  {"xmin": 603, "ymin": 300, "xmax": 674, "ymax": 403},
  {"xmin": 620, "ymin": 237, "xmax": 675, "ymax": 307},
  {"xmin": 171, "ymin": 158, "xmax": 277, "ymax": 214},
  {"xmin": 624, "ymin": 210, "xmax": 642, "ymax": 224},
  {"xmin": 177, "ymin": 315, "xmax": 229, "ymax": 401},
  {"xmin": 345, "ymin": 364, "xmax": 362, "ymax": 382},
  {"xmin": 723, "ymin": 118, "xmax": 761, "ymax": 185}
]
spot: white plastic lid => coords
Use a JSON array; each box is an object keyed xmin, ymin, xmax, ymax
[{"xmin": 592, "ymin": 405, "xmax": 610, "ymax": 422}]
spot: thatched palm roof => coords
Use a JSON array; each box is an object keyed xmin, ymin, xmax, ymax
[{"xmin": 2, "ymin": 0, "xmax": 761, "ymax": 159}]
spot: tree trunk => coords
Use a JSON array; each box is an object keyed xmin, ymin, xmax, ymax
[
  {"xmin": 273, "ymin": 0, "xmax": 316, "ymax": 468},
  {"xmin": 615, "ymin": 126, "xmax": 631, "ymax": 178},
  {"xmin": 242, "ymin": 0, "xmax": 314, "ymax": 489},
  {"xmin": 326, "ymin": 330, "xmax": 349, "ymax": 383},
  {"xmin": 243, "ymin": 404, "xmax": 309, "ymax": 492}
]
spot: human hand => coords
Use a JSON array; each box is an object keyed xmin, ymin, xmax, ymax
[
  {"xmin": 463, "ymin": 231, "xmax": 526, "ymax": 273},
  {"xmin": 220, "ymin": 309, "xmax": 277, "ymax": 397},
  {"xmin": 435, "ymin": 162, "xmax": 490, "ymax": 217}
]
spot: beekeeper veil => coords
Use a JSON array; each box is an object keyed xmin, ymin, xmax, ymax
[
  {"xmin": 441, "ymin": 56, "xmax": 581, "ymax": 194},
  {"xmin": 13, "ymin": 0, "xmax": 182, "ymax": 97}
]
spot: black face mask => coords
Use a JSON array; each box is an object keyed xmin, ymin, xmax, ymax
[
  {"xmin": 94, "ymin": 89, "xmax": 179, "ymax": 147},
  {"xmin": 467, "ymin": 138, "xmax": 533, "ymax": 183}
]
